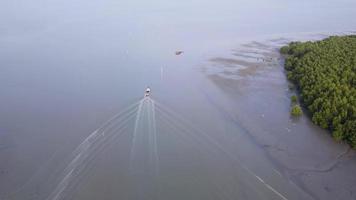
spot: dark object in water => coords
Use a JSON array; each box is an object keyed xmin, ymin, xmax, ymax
[{"xmin": 175, "ymin": 51, "xmax": 183, "ymax": 55}]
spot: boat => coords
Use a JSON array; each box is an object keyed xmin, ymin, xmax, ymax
[
  {"xmin": 145, "ymin": 87, "xmax": 151, "ymax": 97},
  {"xmin": 175, "ymin": 51, "xmax": 183, "ymax": 55}
]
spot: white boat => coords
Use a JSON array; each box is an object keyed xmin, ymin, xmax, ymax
[{"xmin": 144, "ymin": 87, "xmax": 151, "ymax": 97}]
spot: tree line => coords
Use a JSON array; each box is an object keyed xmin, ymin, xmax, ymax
[{"xmin": 281, "ymin": 35, "xmax": 356, "ymax": 148}]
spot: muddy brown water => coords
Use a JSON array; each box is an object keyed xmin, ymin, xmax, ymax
[{"xmin": 1, "ymin": 0, "xmax": 356, "ymax": 199}]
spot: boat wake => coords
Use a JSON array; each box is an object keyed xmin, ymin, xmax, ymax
[
  {"xmin": 8, "ymin": 96, "xmax": 313, "ymax": 200},
  {"xmin": 46, "ymin": 100, "xmax": 140, "ymax": 200}
]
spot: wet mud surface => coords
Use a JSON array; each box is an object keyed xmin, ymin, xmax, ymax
[{"xmin": 203, "ymin": 35, "xmax": 356, "ymax": 200}]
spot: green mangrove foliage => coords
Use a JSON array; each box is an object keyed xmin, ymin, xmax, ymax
[
  {"xmin": 291, "ymin": 95, "xmax": 298, "ymax": 103},
  {"xmin": 281, "ymin": 35, "xmax": 356, "ymax": 147},
  {"xmin": 291, "ymin": 105, "xmax": 303, "ymax": 117}
]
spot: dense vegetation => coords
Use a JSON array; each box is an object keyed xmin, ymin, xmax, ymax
[{"xmin": 281, "ymin": 35, "xmax": 356, "ymax": 147}]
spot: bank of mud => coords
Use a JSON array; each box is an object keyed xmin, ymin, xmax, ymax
[{"xmin": 203, "ymin": 34, "xmax": 356, "ymax": 200}]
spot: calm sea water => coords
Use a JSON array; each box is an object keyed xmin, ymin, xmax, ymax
[{"xmin": 1, "ymin": 0, "xmax": 355, "ymax": 199}]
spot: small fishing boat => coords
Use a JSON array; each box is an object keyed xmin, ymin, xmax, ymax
[
  {"xmin": 145, "ymin": 87, "xmax": 151, "ymax": 97},
  {"xmin": 175, "ymin": 51, "xmax": 183, "ymax": 55}
]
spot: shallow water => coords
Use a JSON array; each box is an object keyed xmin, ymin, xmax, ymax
[{"xmin": 1, "ymin": 0, "xmax": 356, "ymax": 199}]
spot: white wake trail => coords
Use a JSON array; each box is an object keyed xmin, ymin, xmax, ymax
[
  {"xmin": 46, "ymin": 101, "xmax": 139, "ymax": 200},
  {"xmin": 155, "ymin": 102, "xmax": 289, "ymax": 200},
  {"xmin": 128, "ymin": 98, "xmax": 160, "ymax": 200}
]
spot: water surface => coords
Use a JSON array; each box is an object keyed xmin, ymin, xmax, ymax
[{"xmin": 1, "ymin": 0, "xmax": 356, "ymax": 199}]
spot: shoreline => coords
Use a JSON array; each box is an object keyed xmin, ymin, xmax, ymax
[{"xmin": 203, "ymin": 34, "xmax": 356, "ymax": 200}]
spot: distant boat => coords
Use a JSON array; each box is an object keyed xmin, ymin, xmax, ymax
[
  {"xmin": 175, "ymin": 51, "xmax": 183, "ymax": 55},
  {"xmin": 144, "ymin": 87, "xmax": 151, "ymax": 97}
]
